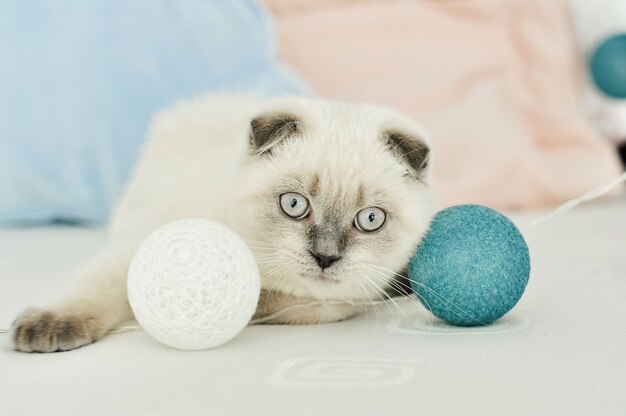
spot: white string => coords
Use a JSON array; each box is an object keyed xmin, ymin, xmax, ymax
[
  {"xmin": 1, "ymin": 171, "xmax": 625, "ymax": 337},
  {"xmin": 0, "ymin": 299, "xmax": 398, "ymax": 336},
  {"xmin": 248, "ymin": 298, "xmax": 410, "ymax": 324},
  {"xmin": 531, "ymin": 171, "xmax": 626, "ymax": 226}
]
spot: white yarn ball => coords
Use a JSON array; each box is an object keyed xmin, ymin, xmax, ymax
[{"xmin": 127, "ymin": 219, "xmax": 260, "ymax": 350}]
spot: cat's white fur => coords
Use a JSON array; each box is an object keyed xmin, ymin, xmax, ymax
[{"xmin": 11, "ymin": 96, "xmax": 435, "ymax": 352}]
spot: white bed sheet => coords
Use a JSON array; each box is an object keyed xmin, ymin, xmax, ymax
[{"xmin": 1, "ymin": 199, "xmax": 625, "ymax": 416}]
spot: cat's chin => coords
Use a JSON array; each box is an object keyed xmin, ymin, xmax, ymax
[{"xmin": 308, "ymin": 271, "xmax": 340, "ymax": 284}]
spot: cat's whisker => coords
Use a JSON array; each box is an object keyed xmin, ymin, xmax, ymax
[
  {"xmin": 253, "ymin": 255, "xmax": 286, "ymax": 270},
  {"xmin": 261, "ymin": 263, "xmax": 293, "ymax": 313},
  {"xmin": 248, "ymin": 247, "xmax": 287, "ymax": 254},
  {"xmin": 260, "ymin": 259, "xmax": 291, "ymax": 281},
  {"xmin": 355, "ymin": 280, "xmax": 380, "ymax": 327},
  {"xmin": 248, "ymin": 246, "xmax": 294, "ymax": 255},
  {"xmin": 253, "ymin": 250, "xmax": 300, "ymax": 264},
  {"xmin": 365, "ymin": 267, "xmax": 432, "ymax": 326},
  {"xmin": 250, "ymin": 248, "xmax": 302, "ymax": 264},
  {"xmin": 360, "ymin": 278, "xmax": 393, "ymax": 331},
  {"xmin": 368, "ymin": 264, "xmax": 438, "ymax": 325},
  {"xmin": 255, "ymin": 256, "xmax": 293, "ymax": 264},
  {"xmin": 254, "ymin": 256, "xmax": 290, "ymax": 264},
  {"xmin": 364, "ymin": 263, "xmax": 414, "ymax": 293},
  {"xmin": 360, "ymin": 273, "xmax": 408, "ymax": 322},
  {"xmin": 245, "ymin": 238, "xmax": 282, "ymax": 246},
  {"xmin": 361, "ymin": 263, "xmax": 415, "ymax": 299},
  {"xmin": 246, "ymin": 244, "xmax": 289, "ymax": 252},
  {"xmin": 353, "ymin": 281, "xmax": 371, "ymax": 321},
  {"xmin": 361, "ymin": 271, "xmax": 411, "ymax": 321},
  {"xmin": 245, "ymin": 239, "xmax": 296, "ymax": 252},
  {"xmin": 363, "ymin": 269, "xmax": 413, "ymax": 306},
  {"xmin": 371, "ymin": 264, "xmax": 483, "ymax": 325},
  {"xmin": 359, "ymin": 275, "xmax": 394, "ymax": 317}
]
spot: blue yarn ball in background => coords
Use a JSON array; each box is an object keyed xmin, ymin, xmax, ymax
[
  {"xmin": 589, "ymin": 33, "xmax": 626, "ymax": 99},
  {"xmin": 408, "ymin": 205, "xmax": 530, "ymax": 326}
]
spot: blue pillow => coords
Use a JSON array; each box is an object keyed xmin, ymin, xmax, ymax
[{"xmin": 0, "ymin": 0, "xmax": 305, "ymax": 225}]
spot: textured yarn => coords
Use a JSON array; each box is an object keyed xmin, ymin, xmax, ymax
[
  {"xmin": 408, "ymin": 205, "xmax": 530, "ymax": 326},
  {"xmin": 127, "ymin": 219, "xmax": 260, "ymax": 350},
  {"xmin": 590, "ymin": 33, "xmax": 626, "ymax": 99}
]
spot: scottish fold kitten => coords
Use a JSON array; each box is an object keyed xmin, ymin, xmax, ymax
[{"xmin": 11, "ymin": 96, "xmax": 435, "ymax": 352}]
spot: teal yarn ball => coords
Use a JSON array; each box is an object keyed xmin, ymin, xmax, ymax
[
  {"xmin": 408, "ymin": 205, "xmax": 530, "ymax": 326},
  {"xmin": 589, "ymin": 33, "xmax": 626, "ymax": 99}
]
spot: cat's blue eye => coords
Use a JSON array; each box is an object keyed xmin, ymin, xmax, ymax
[
  {"xmin": 355, "ymin": 207, "xmax": 386, "ymax": 232},
  {"xmin": 279, "ymin": 193, "xmax": 310, "ymax": 219}
]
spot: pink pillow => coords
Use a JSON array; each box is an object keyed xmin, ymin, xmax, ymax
[{"xmin": 269, "ymin": 0, "xmax": 622, "ymax": 209}]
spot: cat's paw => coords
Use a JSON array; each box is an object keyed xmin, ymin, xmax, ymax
[{"xmin": 11, "ymin": 307, "xmax": 104, "ymax": 353}]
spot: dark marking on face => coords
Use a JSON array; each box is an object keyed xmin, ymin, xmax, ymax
[
  {"xmin": 308, "ymin": 220, "xmax": 348, "ymax": 258},
  {"xmin": 309, "ymin": 173, "xmax": 320, "ymax": 198},
  {"xmin": 356, "ymin": 183, "xmax": 366, "ymax": 208},
  {"xmin": 250, "ymin": 112, "xmax": 302, "ymax": 156},
  {"xmin": 384, "ymin": 130, "xmax": 430, "ymax": 177}
]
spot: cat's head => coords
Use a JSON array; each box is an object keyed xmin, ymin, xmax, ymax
[{"xmin": 240, "ymin": 97, "xmax": 435, "ymax": 301}]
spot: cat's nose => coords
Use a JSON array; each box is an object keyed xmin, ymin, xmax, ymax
[{"xmin": 310, "ymin": 252, "xmax": 341, "ymax": 269}]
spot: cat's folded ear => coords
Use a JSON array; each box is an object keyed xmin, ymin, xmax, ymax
[
  {"xmin": 384, "ymin": 130, "xmax": 431, "ymax": 180},
  {"xmin": 249, "ymin": 112, "xmax": 303, "ymax": 156}
]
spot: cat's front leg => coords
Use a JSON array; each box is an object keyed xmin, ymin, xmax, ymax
[{"xmin": 11, "ymin": 250, "xmax": 133, "ymax": 353}]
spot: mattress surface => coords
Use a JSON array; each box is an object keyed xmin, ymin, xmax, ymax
[{"xmin": 1, "ymin": 199, "xmax": 625, "ymax": 416}]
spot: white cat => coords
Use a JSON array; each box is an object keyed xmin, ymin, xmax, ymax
[{"xmin": 11, "ymin": 96, "xmax": 435, "ymax": 352}]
